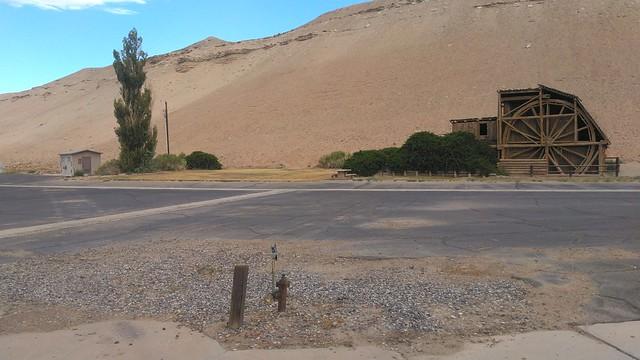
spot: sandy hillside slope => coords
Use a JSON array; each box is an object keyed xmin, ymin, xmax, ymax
[{"xmin": 1, "ymin": 0, "xmax": 639, "ymax": 170}]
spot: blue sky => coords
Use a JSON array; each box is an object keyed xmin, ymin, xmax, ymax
[{"xmin": 0, "ymin": 0, "xmax": 365, "ymax": 94}]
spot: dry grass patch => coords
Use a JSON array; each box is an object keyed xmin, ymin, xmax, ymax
[{"xmin": 101, "ymin": 168, "xmax": 335, "ymax": 182}]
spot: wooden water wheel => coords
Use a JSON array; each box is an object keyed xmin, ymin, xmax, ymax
[{"xmin": 500, "ymin": 95, "xmax": 605, "ymax": 175}]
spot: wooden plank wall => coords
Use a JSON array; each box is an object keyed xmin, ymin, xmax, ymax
[{"xmin": 498, "ymin": 159, "xmax": 549, "ymax": 176}]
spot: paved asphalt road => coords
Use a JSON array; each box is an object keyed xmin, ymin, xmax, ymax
[
  {"xmin": 0, "ymin": 174, "xmax": 639, "ymax": 323},
  {"xmin": 0, "ymin": 187, "xmax": 250, "ymax": 231}
]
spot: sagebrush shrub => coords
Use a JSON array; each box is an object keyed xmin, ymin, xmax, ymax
[
  {"xmin": 95, "ymin": 159, "xmax": 121, "ymax": 176},
  {"xmin": 318, "ymin": 151, "xmax": 350, "ymax": 169},
  {"xmin": 151, "ymin": 154, "xmax": 186, "ymax": 171},
  {"xmin": 185, "ymin": 151, "xmax": 222, "ymax": 170}
]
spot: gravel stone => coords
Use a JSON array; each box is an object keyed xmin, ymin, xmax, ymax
[{"xmin": 0, "ymin": 240, "xmax": 535, "ymax": 347}]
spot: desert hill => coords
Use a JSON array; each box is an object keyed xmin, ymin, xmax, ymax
[{"xmin": 1, "ymin": 0, "xmax": 639, "ymax": 171}]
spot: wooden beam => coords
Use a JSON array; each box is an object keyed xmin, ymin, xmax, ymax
[
  {"xmin": 502, "ymin": 96, "xmax": 539, "ymax": 117},
  {"xmin": 582, "ymin": 148, "xmax": 600, "ymax": 174},
  {"xmin": 502, "ymin": 121, "xmax": 540, "ymax": 143},
  {"xmin": 510, "ymin": 146, "xmax": 539, "ymax": 159},
  {"xmin": 501, "ymin": 94, "xmax": 550, "ymax": 102},
  {"xmin": 551, "ymin": 119, "xmax": 575, "ymax": 142},
  {"xmin": 552, "ymin": 141, "xmax": 606, "ymax": 146},
  {"xmin": 498, "ymin": 94, "xmax": 503, "ymax": 157},
  {"xmin": 560, "ymin": 146, "xmax": 588, "ymax": 159},
  {"xmin": 546, "ymin": 103, "xmax": 551, "ymax": 135},
  {"xmin": 504, "ymin": 113, "xmax": 576, "ymax": 121},
  {"xmin": 539, "ymin": 88, "xmax": 545, "ymax": 140},
  {"xmin": 502, "ymin": 141, "xmax": 604, "ymax": 149},
  {"xmin": 518, "ymin": 118, "xmax": 542, "ymax": 138},
  {"xmin": 547, "ymin": 150, "xmax": 564, "ymax": 175},
  {"xmin": 598, "ymin": 143, "xmax": 605, "ymax": 176},
  {"xmin": 502, "ymin": 143, "xmax": 547, "ymax": 148},
  {"xmin": 548, "ymin": 114, "xmax": 561, "ymax": 138},
  {"xmin": 574, "ymin": 97, "xmax": 578, "ymax": 142},
  {"xmin": 551, "ymin": 147, "xmax": 578, "ymax": 168}
]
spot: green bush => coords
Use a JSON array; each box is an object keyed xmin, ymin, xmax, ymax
[
  {"xmin": 469, "ymin": 157, "xmax": 497, "ymax": 177},
  {"xmin": 95, "ymin": 159, "xmax": 121, "ymax": 176},
  {"xmin": 471, "ymin": 142, "xmax": 498, "ymax": 176},
  {"xmin": 73, "ymin": 169, "xmax": 85, "ymax": 177},
  {"xmin": 318, "ymin": 151, "xmax": 350, "ymax": 169},
  {"xmin": 346, "ymin": 131, "xmax": 497, "ymax": 177},
  {"xmin": 380, "ymin": 147, "xmax": 408, "ymax": 173},
  {"xmin": 440, "ymin": 132, "xmax": 497, "ymax": 174},
  {"xmin": 151, "ymin": 154, "xmax": 186, "ymax": 171},
  {"xmin": 343, "ymin": 148, "xmax": 408, "ymax": 176},
  {"xmin": 185, "ymin": 151, "xmax": 222, "ymax": 170},
  {"xmin": 402, "ymin": 131, "xmax": 443, "ymax": 172},
  {"xmin": 400, "ymin": 131, "xmax": 496, "ymax": 175},
  {"xmin": 344, "ymin": 150, "xmax": 387, "ymax": 177}
]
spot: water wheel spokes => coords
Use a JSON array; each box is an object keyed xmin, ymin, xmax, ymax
[
  {"xmin": 509, "ymin": 146, "xmax": 543, "ymax": 159},
  {"xmin": 506, "ymin": 98, "xmax": 602, "ymax": 175}
]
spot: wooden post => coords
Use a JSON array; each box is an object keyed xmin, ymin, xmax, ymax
[
  {"xmin": 228, "ymin": 265, "xmax": 249, "ymax": 329},
  {"xmin": 270, "ymin": 244, "xmax": 278, "ymax": 295},
  {"xmin": 497, "ymin": 91, "xmax": 503, "ymax": 158},
  {"xmin": 539, "ymin": 88, "xmax": 544, "ymax": 140},
  {"xmin": 276, "ymin": 275, "xmax": 290, "ymax": 312},
  {"xmin": 573, "ymin": 98, "xmax": 578, "ymax": 142},
  {"xmin": 598, "ymin": 143, "xmax": 605, "ymax": 176}
]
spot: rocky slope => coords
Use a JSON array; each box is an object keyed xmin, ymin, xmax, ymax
[{"xmin": 1, "ymin": 0, "xmax": 638, "ymax": 170}]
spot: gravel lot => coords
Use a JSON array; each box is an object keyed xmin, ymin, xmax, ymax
[{"xmin": 0, "ymin": 239, "xmax": 588, "ymax": 350}]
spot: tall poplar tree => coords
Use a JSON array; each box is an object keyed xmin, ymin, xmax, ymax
[{"xmin": 113, "ymin": 28, "xmax": 157, "ymax": 172}]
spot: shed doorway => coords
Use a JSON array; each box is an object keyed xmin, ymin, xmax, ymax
[{"xmin": 81, "ymin": 157, "xmax": 92, "ymax": 173}]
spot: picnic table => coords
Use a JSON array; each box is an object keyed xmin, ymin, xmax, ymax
[{"xmin": 331, "ymin": 169, "xmax": 356, "ymax": 180}]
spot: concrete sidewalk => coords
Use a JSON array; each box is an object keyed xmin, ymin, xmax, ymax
[{"xmin": 1, "ymin": 320, "xmax": 638, "ymax": 360}]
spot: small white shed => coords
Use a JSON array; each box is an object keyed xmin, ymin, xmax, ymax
[{"xmin": 59, "ymin": 150, "xmax": 102, "ymax": 176}]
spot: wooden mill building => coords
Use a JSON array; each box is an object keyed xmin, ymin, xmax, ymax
[{"xmin": 451, "ymin": 85, "xmax": 611, "ymax": 176}]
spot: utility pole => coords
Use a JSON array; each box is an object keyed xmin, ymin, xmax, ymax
[{"xmin": 164, "ymin": 101, "xmax": 170, "ymax": 155}]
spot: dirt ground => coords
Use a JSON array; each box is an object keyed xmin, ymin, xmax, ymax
[{"xmin": 0, "ymin": 239, "xmax": 620, "ymax": 356}]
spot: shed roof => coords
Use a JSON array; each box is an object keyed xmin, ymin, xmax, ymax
[
  {"xmin": 450, "ymin": 116, "xmax": 497, "ymax": 124},
  {"xmin": 59, "ymin": 149, "xmax": 102, "ymax": 156},
  {"xmin": 498, "ymin": 84, "xmax": 584, "ymax": 102}
]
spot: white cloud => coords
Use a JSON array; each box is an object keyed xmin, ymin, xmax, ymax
[
  {"xmin": 2, "ymin": 0, "xmax": 145, "ymax": 12},
  {"xmin": 104, "ymin": 6, "xmax": 136, "ymax": 15}
]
